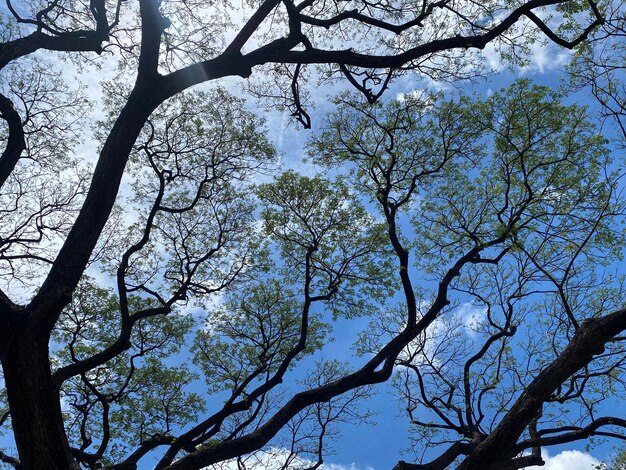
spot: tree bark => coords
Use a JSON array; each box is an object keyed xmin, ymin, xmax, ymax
[
  {"xmin": 457, "ymin": 309, "xmax": 626, "ymax": 470},
  {"xmin": 1, "ymin": 323, "xmax": 78, "ymax": 470}
]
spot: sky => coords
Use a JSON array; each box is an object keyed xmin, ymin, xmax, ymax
[
  {"xmin": 209, "ymin": 448, "xmax": 604, "ymax": 470},
  {"xmin": 184, "ymin": 40, "xmax": 618, "ymax": 470},
  {"xmin": 214, "ymin": 29, "xmax": 621, "ymax": 470},
  {"xmin": 1, "ymin": 2, "xmax": 625, "ymax": 470}
]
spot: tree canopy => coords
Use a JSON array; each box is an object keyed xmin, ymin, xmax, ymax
[{"xmin": 1, "ymin": 0, "xmax": 626, "ymax": 469}]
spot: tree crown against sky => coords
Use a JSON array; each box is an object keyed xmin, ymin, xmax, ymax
[{"xmin": 2, "ymin": 0, "xmax": 626, "ymax": 469}]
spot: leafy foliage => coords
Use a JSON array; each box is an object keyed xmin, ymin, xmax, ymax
[{"xmin": 0, "ymin": 0, "xmax": 621, "ymax": 468}]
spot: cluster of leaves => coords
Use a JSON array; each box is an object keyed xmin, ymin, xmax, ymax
[
  {"xmin": 568, "ymin": 0, "xmax": 626, "ymax": 143},
  {"xmin": 0, "ymin": 59, "xmax": 91, "ymax": 291},
  {"xmin": 0, "ymin": 0, "xmax": 620, "ymax": 468},
  {"xmin": 53, "ymin": 278, "xmax": 202, "ymax": 464},
  {"xmin": 8, "ymin": 86, "xmax": 393, "ymax": 467},
  {"xmin": 598, "ymin": 449, "xmax": 626, "ymax": 470},
  {"xmin": 311, "ymin": 79, "xmax": 626, "ymax": 467}
]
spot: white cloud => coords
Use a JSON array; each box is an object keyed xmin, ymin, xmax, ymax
[
  {"xmin": 323, "ymin": 464, "xmax": 375, "ymax": 470},
  {"xmin": 522, "ymin": 40, "xmax": 571, "ymax": 74},
  {"xmin": 481, "ymin": 42, "xmax": 506, "ymax": 72},
  {"xmin": 204, "ymin": 448, "xmax": 375, "ymax": 470},
  {"xmin": 527, "ymin": 449, "xmax": 601, "ymax": 470},
  {"xmin": 454, "ymin": 302, "xmax": 487, "ymax": 338}
]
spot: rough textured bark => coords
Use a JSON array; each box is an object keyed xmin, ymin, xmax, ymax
[
  {"xmin": 0, "ymin": 93, "xmax": 25, "ymax": 189},
  {"xmin": 0, "ymin": 323, "xmax": 78, "ymax": 470},
  {"xmin": 457, "ymin": 309, "xmax": 626, "ymax": 470}
]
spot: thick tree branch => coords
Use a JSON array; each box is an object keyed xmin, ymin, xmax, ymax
[
  {"xmin": 160, "ymin": 240, "xmax": 490, "ymax": 469},
  {"xmin": 0, "ymin": 32, "xmax": 105, "ymax": 70},
  {"xmin": 0, "ymin": 93, "xmax": 25, "ymax": 189},
  {"xmin": 457, "ymin": 309, "xmax": 626, "ymax": 470},
  {"xmin": 28, "ymin": 0, "xmax": 601, "ymax": 333},
  {"xmin": 393, "ymin": 441, "xmax": 474, "ymax": 470},
  {"xmin": 0, "ymin": 450, "xmax": 21, "ymax": 470},
  {"xmin": 165, "ymin": 0, "xmax": 602, "ymax": 100},
  {"xmin": 137, "ymin": 0, "xmax": 170, "ymax": 78},
  {"xmin": 0, "ymin": 283, "xmax": 19, "ymax": 310},
  {"xmin": 516, "ymin": 416, "xmax": 626, "ymax": 450},
  {"xmin": 28, "ymin": 82, "xmax": 165, "ymax": 330},
  {"xmin": 105, "ymin": 436, "xmax": 175, "ymax": 470}
]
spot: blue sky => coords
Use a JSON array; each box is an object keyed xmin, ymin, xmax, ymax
[
  {"xmin": 235, "ymin": 41, "xmax": 625, "ymax": 470},
  {"xmin": 1, "ymin": 2, "xmax": 626, "ymax": 470}
]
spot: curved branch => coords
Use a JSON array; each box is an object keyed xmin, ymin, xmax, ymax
[
  {"xmin": 524, "ymin": 1, "xmax": 603, "ymax": 48},
  {"xmin": 393, "ymin": 441, "xmax": 473, "ymax": 470},
  {"xmin": 298, "ymin": 0, "xmax": 449, "ymax": 34},
  {"xmin": 160, "ymin": 240, "xmax": 488, "ymax": 469},
  {"xmin": 224, "ymin": 0, "xmax": 282, "ymax": 55},
  {"xmin": 0, "ymin": 93, "xmax": 26, "ymax": 189},
  {"xmin": 164, "ymin": 0, "xmax": 603, "ymax": 99},
  {"xmin": 27, "ymin": 81, "xmax": 164, "ymax": 330},
  {"xmin": 51, "ymin": 306, "xmax": 170, "ymax": 386},
  {"xmin": 516, "ymin": 416, "xmax": 626, "ymax": 451}
]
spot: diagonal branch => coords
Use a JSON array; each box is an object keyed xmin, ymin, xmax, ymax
[
  {"xmin": 159, "ymin": 241, "xmax": 490, "ymax": 469},
  {"xmin": 224, "ymin": 0, "xmax": 282, "ymax": 55},
  {"xmin": 0, "ymin": 450, "xmax": 21, "ymax": 470},
  {"xmin": 524, "ymin": 0, "xmax": 603, "ymax": 48},
  {"xmin": 456, "ymin": 308, "xmax": 626, "ymax": 470},
  {"xmin": 393, "ymin": 442, "xmax": 474, "ymax": 470},
  {"xmin": 166, "ymin": 0, "xmax": 603, "ymax": 99},
  {"xmin": 27, "ymin": 82, "xmax": 164, "ymax": 330},
  {"xmin": 516, "ymin": 416, "xmax": 626, "ymax": 450}
]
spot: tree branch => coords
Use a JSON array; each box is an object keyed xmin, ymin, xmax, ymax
[
  {"xmin": 0, "ymin": 32, "xmax": 105, "ymax": 70},
  {"xmin": 0, "ymin": 93, "xmax": 26, "ymax": 189},
  {"xmin": 223, "ymin": 0, "xmax": 282, "ymax": 55},
  {"xmin": 28, "ymin": 82, "xmax": 164, "ymax": 331},
  {"xmin": 137, "ymin": 0, "xmax": 170, "ymax": 78},
  {"xmin": 516, "ymin": 417, "xmax": 626, "ymax": 451},
  {"xmin": 52, "ymin": 306, "xmax": 170, "ymax": 386},
  {"xmin": 0, "ymin": 450, "xmax": 21, "ymax": 470},
  {"xmin": 524, "ymin": 1, "xmax": 603, "ymax": 48},
  {"xmin": 164, "ymin": 0, "xmax": 599, "ymax": 99},
  {"xmin": 457, "ymin": 309, "xmax": 626, "ymax": 470},
  {"xmin": 393, "ymin": 441, "xmax": 473, "ymax": 470}
]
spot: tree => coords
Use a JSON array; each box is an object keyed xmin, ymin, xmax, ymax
[
  {"xmin": 310, "ymin": 80, "xmax": 626, "ymax": 469},
  {"xmin": 0, "ymin": 0, "xmax": 616, "ymax": 469},
  {"xmin": 568, "ymin": 0, "xmax": 626, "ymax": 142}
]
